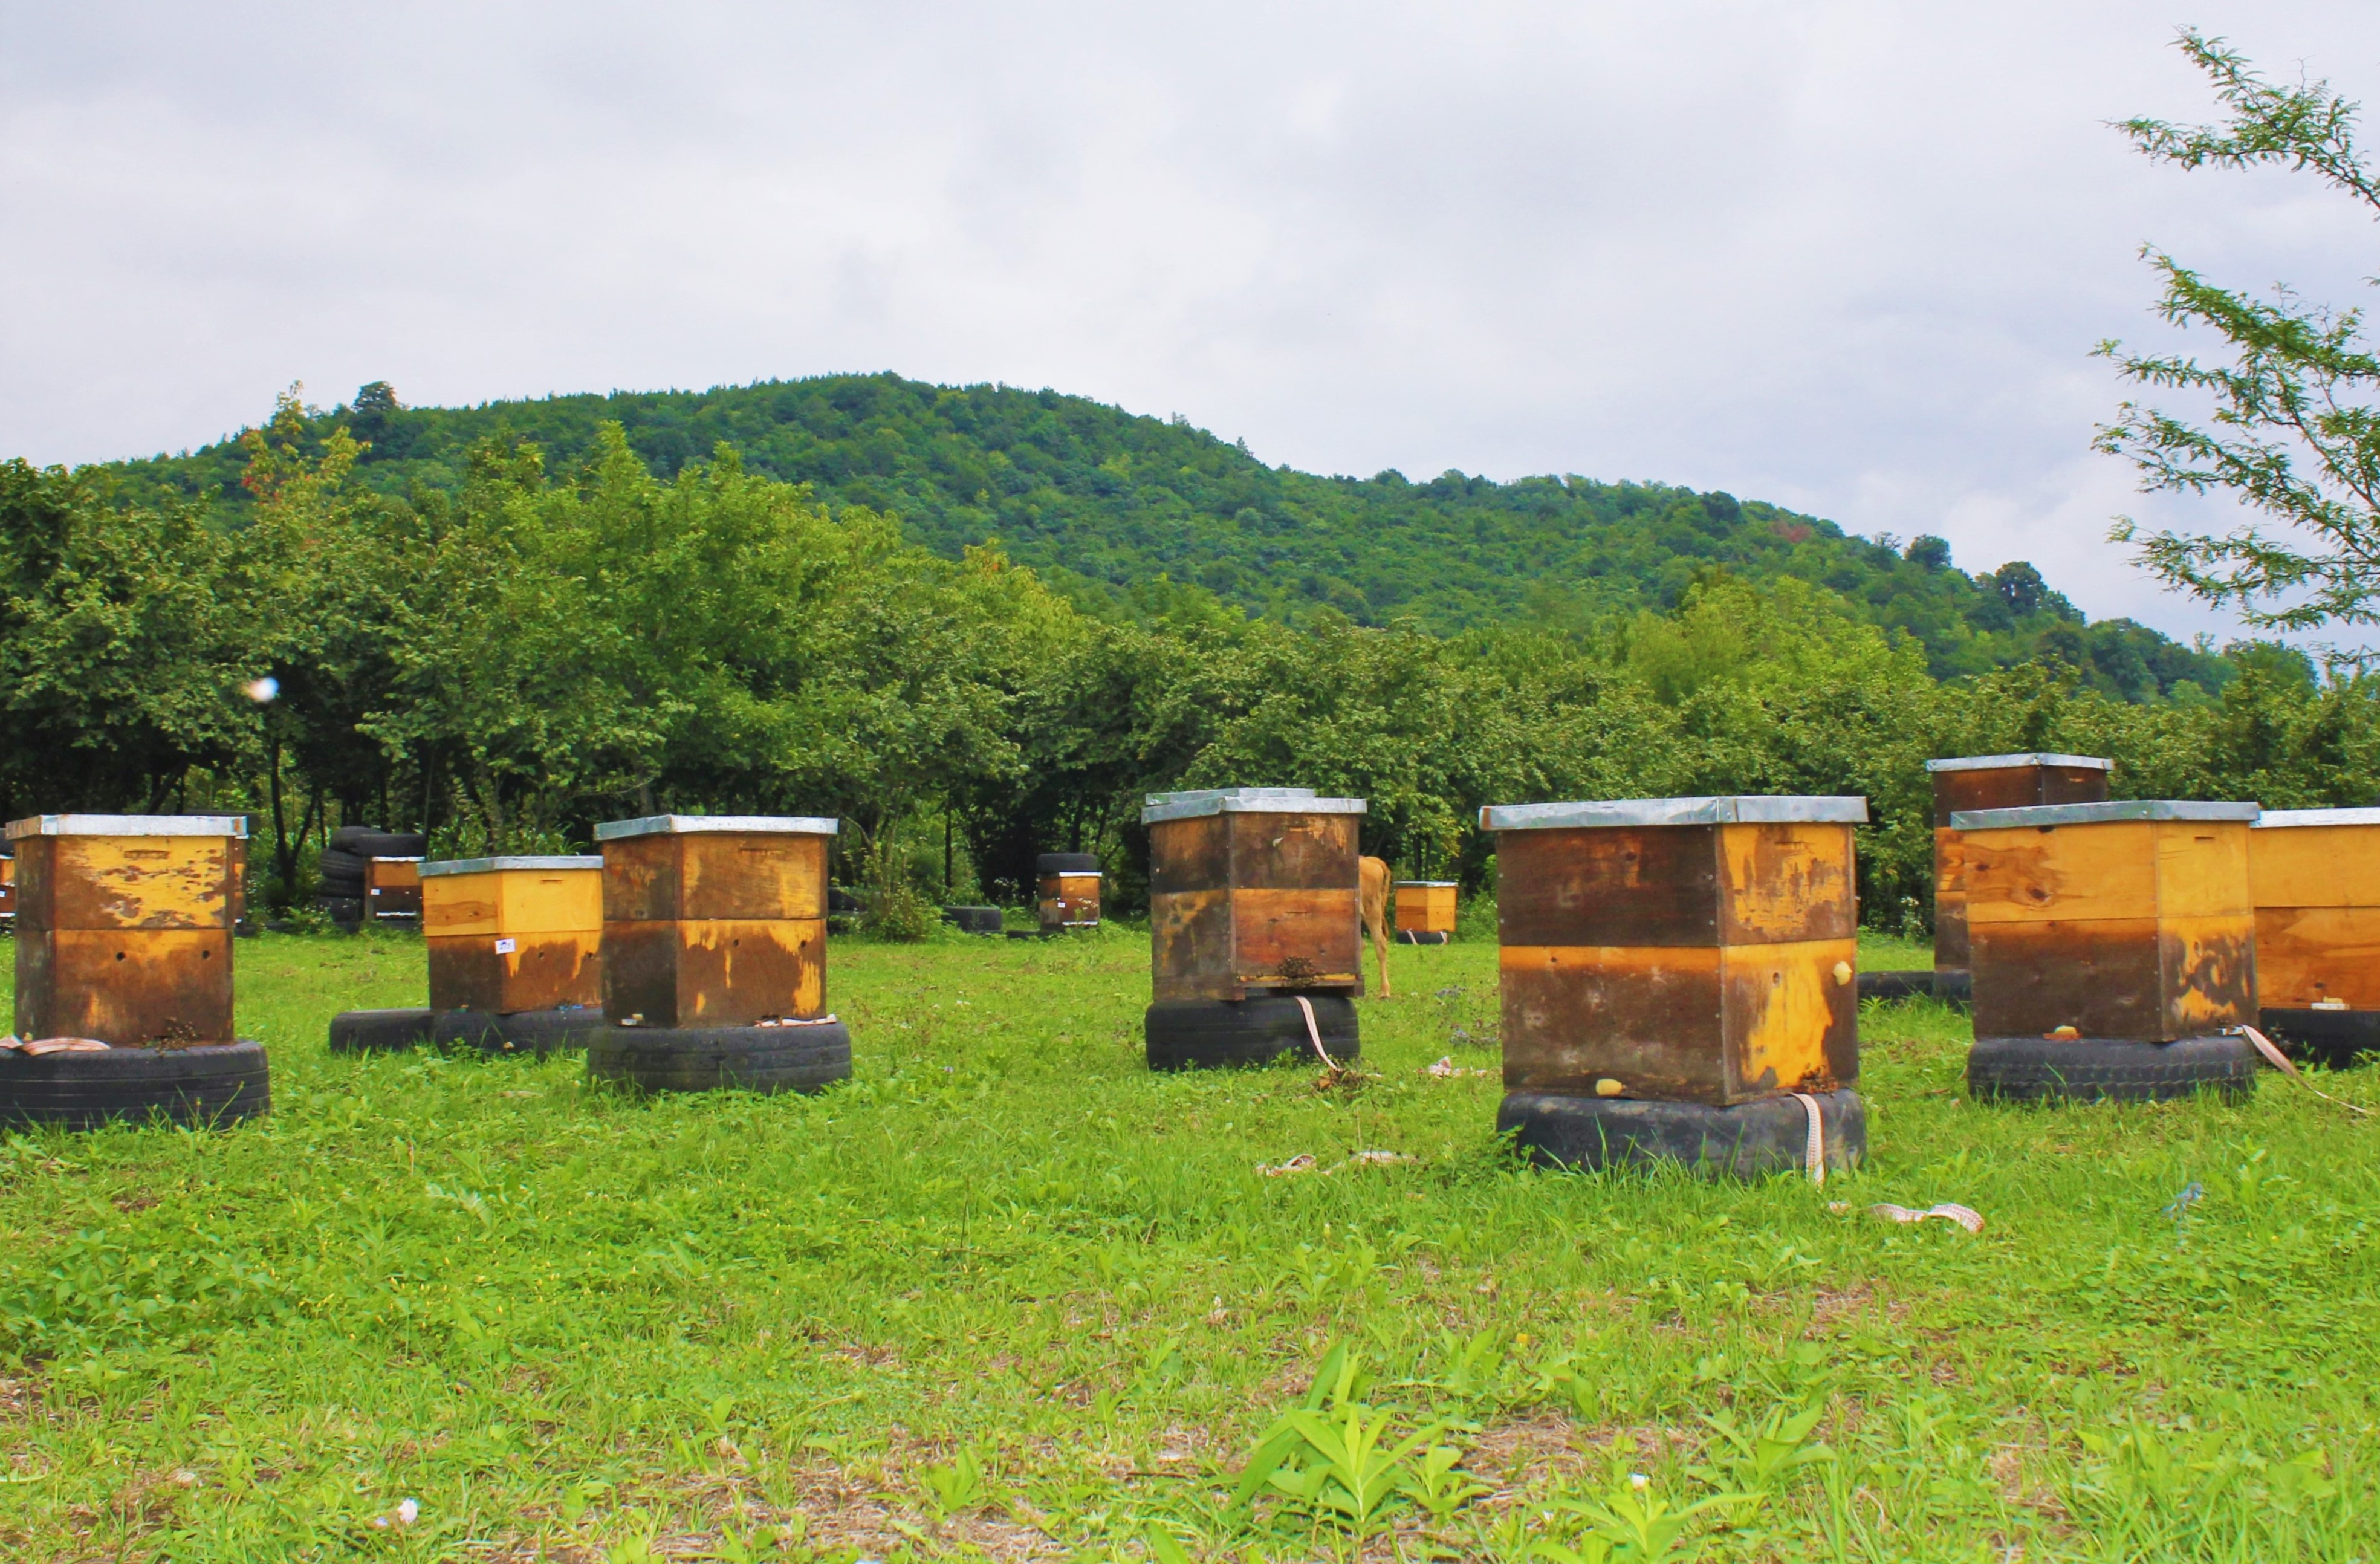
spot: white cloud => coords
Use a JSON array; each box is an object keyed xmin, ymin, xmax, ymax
[{"xmin": 5, "ymin": 0, "xmax": 2380, "ymax": 644}]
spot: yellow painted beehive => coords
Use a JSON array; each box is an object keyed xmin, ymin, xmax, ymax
[{"xmin": 421, "ymin": 855, "xmax": 605, "ymax": 1014}]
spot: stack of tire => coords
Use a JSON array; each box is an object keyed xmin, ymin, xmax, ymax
[{"xmin": 316, "ymin": 825, "xmax": 428, "ymax": 928}]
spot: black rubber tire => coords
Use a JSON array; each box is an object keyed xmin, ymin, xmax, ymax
[
  {"xmin": 939, "ymin": 905, "xmax": 1004, "ymax": 935},
  {"xmin": 0, "ymin": 1040, "xmax": 270, "ymax": 1131},
  {"xmin": 1036, "ymin": 852, "xmax": 1100, "ymax": 874},
  {"xmin": 317, "ymin": 895, "xmax": 365, "ymax": 925},
  {"xmin": 1145, "ymin": 996, "xmax": 1360, "ymax": 1071},
  {"xmin": 328, "ymin": 828, "xmax": 428, "ymax": 859},
  {"xmin": 2255, "ymin": 1009, "xmax": 2380, "ymax": 1070},
  {"xmin": 432, "ymin": 1007, "xmax": 603, "ymax": 1056},
  {"xmin": 1005, "ymin": 929, "xmax": 1056, "ymax": 940},
  {"xmin": 329, "ymin": 1008, "xmax": 434, "ymax": 1053},
  {"xmin": 1394, "ymin": 930, "xmax": 1450, "ymax": 946},
  {"xmin": 586, "ymin": 1022, "xmax": 852, "ymax": 1094},
  {"xmin": 1857, "ymin": 970, "xmax": 1935, "ymax": 1002},
  {"xmin": 317, "ymin": 847, "xmax": 368, "ymax": 884},
  {"xmin": 1967, "ymin": 1033, "xmax": 2256, "ymax": 1104},
  {"xmin": 1499, "ymin": 1088, "xmax": 1865, "ymax": 1179}
]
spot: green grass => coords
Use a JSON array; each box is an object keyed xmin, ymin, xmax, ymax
[{"xmin": 2, "ymin": 924, "xmax": 2376, "ymax": 1562}]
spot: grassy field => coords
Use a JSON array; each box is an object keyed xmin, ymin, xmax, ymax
[{"xmin": 1, "ymin": 923, "xmax": 2375, "ymax": 1563}]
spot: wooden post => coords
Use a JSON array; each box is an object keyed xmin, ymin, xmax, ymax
[
  {"xmin": 421, "ymin": 855, "xmax": 604, "ymax": 1014},
  {"xmin": 2248, "ymin": 808, "xmax": 2380, "ymax": 1010},
  {"xmin": 1482, "ymin": 797, "xmax": 1866, "ymax": 1106},
  {"xmin": 1956, "ymin": 800, "xmax": 2258, "ymax": 1040},
  {"xmin": 1925, "ymin": 754, "xmax": 2110, "ymax": 978},
  {"xmin": 594, "ymin": 815, "xmax": 838, "ymax": 1027},
  {"xmin": 1392, "ymin": 880, "xmax": 1458, "ymax": 943},
  {"xmin": 1144, "ymin": 788, "xmax": 1366, "ymax": 1002},
  {"xmin": 8, "ymin": 814, "xmax": 246, "ymax": 1046}
]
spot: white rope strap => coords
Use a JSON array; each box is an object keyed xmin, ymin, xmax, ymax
[
  {"xmin": 1293, "ymin": 995, "xmax": 1340, "ymax": 1071},
  {"xmin": 1789, "ymin": 1091, "xmax": 1825, "ymax": 1185}
]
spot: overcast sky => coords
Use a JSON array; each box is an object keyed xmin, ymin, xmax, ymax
[{"xmin": 5, "ymin": 2, "xmax": 2379, "ymax": 643}]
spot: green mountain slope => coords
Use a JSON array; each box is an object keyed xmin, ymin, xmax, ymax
[{"xmin": 110, "ymin": 371, "xmax": 2226, "ymax": 698}]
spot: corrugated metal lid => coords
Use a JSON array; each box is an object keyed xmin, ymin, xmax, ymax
[
  {"xmin": 1393, "ymin": 880, "xmax": 1460, "ymax": 887},
  {"xmin": 1480, "ymin": 796, "xmax": 1869, "ymax": 830},
  {"xmin": 421, "ymin": 855, "xmax": 605, "ymax": 877},
  {"xmin": 6, "ymin": 814, "xmax": 248, "ymax": 839},
  {"xmin": 1925, "ymin": 753, "xmax": 2114, "ymax": 773},
  {"xmin": 1951, "ymin": 799, "xmax": 2260, "ymax": 830},
  {"xmin": 1141, "ymin": 787, "xmax": 1367, "ymax": 823},
  {"xmin": 2251, "ymin": 807, "xmax": 2380, "ymax": 830},
  {"xmin": 594, "ymin": 814, "xmax": 841, "ymax": 840}
]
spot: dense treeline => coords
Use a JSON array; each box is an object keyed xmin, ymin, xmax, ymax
[
  {"xmin": 113, "ymin": 374, "xmax": 2231, "ymax": 700},
  {"xmin": 8, "ymin": 391, "xmax": 2378, "ymax": 932}
]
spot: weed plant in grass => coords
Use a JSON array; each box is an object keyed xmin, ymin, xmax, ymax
[{"xmin": 1, "ymin": 924, "xmax": 2375, "ymax": 1561}]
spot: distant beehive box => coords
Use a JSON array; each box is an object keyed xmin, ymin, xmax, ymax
[
  {"xmin": 1394, "ymin": 881, "xmax": 1458, "ymax": 937},
  {"xmin": 1482, "ymin": 796, "xmax": 1867, "ymax": 1106},
  {"xmin": 1926, "ymin": 753, "xmax": 2111, "ymax": 975},
  {"xmin": 1143, "ymin": 788, "xmax": 1367, "ymax": 1002},
  {"xmin": 7, "ymin": 814, "xmax": 247, "ymax": 1046},
  {"xmin": 594, "ymin": 816, "xmax": 838, "ymax": 1027},
  {"xmin": 421, "ymin": 856, "xmax": 604, "ymax": 1013},
  {"xmin": 1955, "ymin": 800, "xmax": 2259, "ymax": 1040},
  {"xmin": 366, "ymin": 855, "xmax": 424, "ymax": 918},
  {"xmin": 1036, "ymin": 854, "xmax": 1102, "ymax": 930},
  {"xmin": 2248, "ymin": 808, "xmax": 2380, "ymax": 1009},
  {"xmin": 0, "ymin": 855, "xmax": 14, "ymax": 919}
]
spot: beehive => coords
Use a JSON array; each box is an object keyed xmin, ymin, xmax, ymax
[
  {"xmin": 1394, "ymin": 881, "xmax": 1458, "ymax": 939},
  {"xmin": 2248, "ymin": 808, "xmax": 2380, "ymax": 1010},
  {"xmin": 594, "ymin": 815, "xmax": 838, "ymax": 1027},
  {"xmin": 421, "ymin": 855, "xmax": 604, "ymax": 1013},
  {"xmin": 1926, "ymin": 753, "xmax": 2111, "ymax": 976},
  {"xmin": 8, "ymin": 814, "xmax": 245, "ymax": 1046},
  {"xmin": 1144, "ymin": 788, "xmax": 1367, "ymax": 1002},
  {"xmin": 1036, "ymin": 864, "xmax": 1101, "ymax": 930},
  {"xmin": 1481, "ymin": 796, "xmax": 1866, "ymax": 1106},
  {"xmin": 1954, "ymin": 799, "xmax": 2259, "ymax": 1040},
  {"xmin": 366, "ymin": 855, "xmax": 424, "ymax": 919},
  {"xmin": 0, "ymin": 855, "xmax": 15, "ymax": 920}
]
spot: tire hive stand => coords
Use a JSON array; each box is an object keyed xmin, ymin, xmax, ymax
[
  {"xmin": 0, "ymin": 814, "xmax": 268, "ymax": 1131},
  {"xmin": 1481, "ymin": 795, "xmax": 1870, "ymax": 1178},
  {"xmin": 316, "ymin": 825, "xmax": 427, "ymax": 929},
  {"xmin": 583, "ymin": 815, "xmax": 852, "ymax": 1094},
  {"xmin": 1141, "ymin": 788, "xmax": 1367, "ymax": 1069}
]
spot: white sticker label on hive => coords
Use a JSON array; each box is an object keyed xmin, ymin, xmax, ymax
[{"xmin": 494, "ymin": 937, "xmax": 516, "ymax": 954}]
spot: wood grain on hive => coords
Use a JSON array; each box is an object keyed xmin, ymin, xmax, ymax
[
  {"xmin": 1482, "ymin": 796, "xmax": 1867, "ymax": 1106},
  {"xmin": 422, "ymin": 855, "xmax": 605, "ymax": 1014},
  {"xmin": 366, "ymin": 855, "xmax": 424, "ymax": 919},
  {"xmin": 1037, "ymin": 872, "xmax": 1101, "ymax": 930},
  {"xmin": 595, "ymin": 816, "xmax": 838, "ymax": 1027},
  {"xmin": 1925, "ymin": 753, "xmax": 2111, "ymax": 977},
  {"xmin": 2248, "ymin": 807, "xmax": 2380, "ymax": 1010},
  {"xmin": 1955, "ymin": 799, "xmax": 2259, "ymax": 1040},
  {"xmin": 1394, "ymin": 881, "xmax": 1458, "ymax": 937},
  {"xmin": 1144, "ymin": 788, "xmax": 1367, "ymax": 1002},
  {"xmin": 7, "ymin": 814, "xmax": 246, "ymax": 1046}
]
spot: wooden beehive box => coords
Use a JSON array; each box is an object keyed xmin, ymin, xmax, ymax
[
  {"xmin": 366, "ymin": 855, "xmax": 424, "ymax": 918},
  {"xmin": 1482, "ymin": 796, "xmax": 1867, "ymax": 1106},
  {"xmin": 2248, "ymin": 808, "xmax": 2380, "ymax": 1010},
  {"xmin": 595, "ymin": 815, "xmax": 838, "ymax": 1027},
  {"xmin": 0, "ymin": 855, "xmax": 14, "ymax": 920},
  {"xmin": 1955, "ymin": 799, "xmax": 2259, "ymax": 1040},
  {"xmin": 1394, "ymin": 880, "xmax": 1458, "ymax": 937},
  {"xmin": 422, "ymin": 855, "xmax": 604, "ymax": 1013},
  {"xmin": 1037, "ymin": 871, "xmax": 1101, "ymax": 930},
  {"xmin": 1926, "ymin": 753, "xmax": 2110, "ymax": 976},
  {"xmin": 8, "ymin": 814, "xmax": 245, "ymax": 1046},
  {"xmin": 1144, "ymin": 788, "xmax": 1367, "ymax": 1002}
]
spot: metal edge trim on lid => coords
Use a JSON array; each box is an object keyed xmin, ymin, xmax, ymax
[
  {"xmin": 421, "ymin": 855, "xmax": 606, "ymax": 877},
  {"xmin": 2250, "ymin": 806, "xmax": 2380, "ymax": 830},
  {"xmin": 1392, "ymin": 880, "xmax": 1461, "ymax": 887},
  {"xmin": 594, "ymin": 815, "xmax": 841, "ymax": 840},
  {"xmin": 1144, "ymin": 787, "xmax": 1318, "ymax": 807},
  {"xmin": 1141, "ymin": 792, "xmax": 1367, "ymax": 824},
  {"xmin": 5, "ymin": 814, "xmax": 250, "ymax": 840},
  {"xmin": 1924, "ymin": 753, "xmax": 2115, "ymax": 773},
  {"xmin": 1479, "ymin": 796, "xmax": 1870, "ymax": 830},
  {"xmin": 1040, "ymin": 870, "xmax": 1104, "ymax": 878},
  {"xmin": 1950, "ymin": 799, "xmax": 2260, "ymax": 830}
]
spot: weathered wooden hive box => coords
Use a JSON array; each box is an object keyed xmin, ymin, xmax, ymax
[
  {"xmin": 366, "ymin": 855, "xmax": 424, "ymax": 919},
  {"xmin": 1037, "ymin": 864, "xmax": 1101, "ymax": 930},
  {"xmin": 2248, "ymin": 807, "xmax": 2380, "ymax": 1010},
  {"xmin": 1954, "ymin": 799, "xmax": 2260, "ymax": 1040},
  {"xmin": 1481, "ymin": 796, "xmax": 1867, "ymax": 1106},
  {"xmin": 0, "ymin": 854, "xmax": 15, "ymax": 920},
  {"xmin": 594, "ymin": 816, "xmax": 838, "ymax": 1027},
  {"xmin": 1394, "ymin": 881, "xmax": 1458, "ymax": 939},
  {"xmin": 1144, "ymin": 787, "xmax": 1367, "ymax": 1002},
  {"xmin": 1926, "ymin": 753, "xmax": 2110, "ymax": 976},
  {"xmin": 8, "ymin": 814, "xmax": 246, "ymax": 1046},
  {"xmin": 421, "ymin": 855, "xmax": 604, "ymax": 1013}
]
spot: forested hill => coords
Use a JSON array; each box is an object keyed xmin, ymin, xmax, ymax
[{"xmin": 112, "ymin": 372, "xmax": 2225, "ymax": 699}]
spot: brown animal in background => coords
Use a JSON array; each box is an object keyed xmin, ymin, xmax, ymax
[{"xmin": 1360, "ymin": 855, "xmax": 1392, "ymax": 998}]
